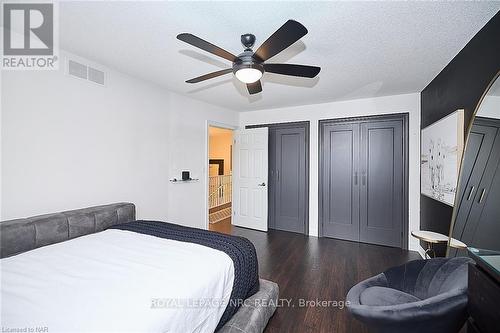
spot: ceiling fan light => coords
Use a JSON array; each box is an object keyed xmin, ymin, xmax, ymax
[{"xmin": 235, "ymin": 68, "xmax": 263, "ymax": 84}]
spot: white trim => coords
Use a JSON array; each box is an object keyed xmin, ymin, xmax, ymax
[{"xmin": 205, "ymin": 120, "xmax": 238, "ymax": 230}]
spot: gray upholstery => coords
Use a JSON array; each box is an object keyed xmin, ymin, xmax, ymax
[
  {"xmin": 0, "ymin": 203, "xmax": 135, "ymax": 258},
  {"xmin": 219, "ymin": 279, "xmax": 279, "ymax": 333},
  {"xmin": 0, "ymin": 203, "xmax": 278, "ymax": 333},
  {"xmin": 359, "ymin": 286, "xmax": 420, "ymax": 306},
  {"xmin": 346, "ymin": 257, "xmax": 473, "ymax": 333}
]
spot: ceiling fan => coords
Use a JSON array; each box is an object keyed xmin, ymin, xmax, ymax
[{"xmin": 177, "ymin": 20, "xmax": 321, "ymax": 95}]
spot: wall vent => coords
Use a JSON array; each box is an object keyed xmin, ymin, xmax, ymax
[
  {"xmin": 88, "ymin": 67, "xmax": 105, "ymax": 85},
  {"xmin": 68, "ymin": 60, "xmax": 87, "ymax": 80},
  {"xmin": 67, "ymin": 59, "xmax": 105, "ymax": 86}
]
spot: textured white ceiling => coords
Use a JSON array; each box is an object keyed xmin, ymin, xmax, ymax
[{"xmin": 59, "ymin": 1, "xmax": 499, "ymax": 111}]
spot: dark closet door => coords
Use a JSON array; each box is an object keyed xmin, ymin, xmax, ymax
[
  {"xmin": 465, "ymin": 133, "xmax": 500, "ymax": 251},
  {"xmin": 320, "ymin": 122, "xmax": 360, "ymax": 241},
  {"xmin": 270, "ymin": 126, "xmax": 307, "ymax": 234},
  {"xmin": 460, "ymin": 118, "xmax": 500, "ymax": 251},
  {"xmin": 450, "ymin": 120, "xmax": 498, "ymax": 255},
  {"xmin": 320, "ymin": 114, "xmax": 407, "ymax": 248},
  {"xmin": 359, "ymin": 120, "xmax": 403, "ymax": 247}
]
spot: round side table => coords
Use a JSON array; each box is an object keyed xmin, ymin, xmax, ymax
[
  {"xmin": 449, "ymin": 237, "xmax": 467, "ymax": 250},
  {"xmin": 411, "ymin": 230, "xmax": 449, "ymax": 258}
]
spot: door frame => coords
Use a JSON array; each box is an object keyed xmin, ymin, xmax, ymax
[
  {"xmin": 246, "ymin": 121, "xmax": 310, "ymax": 235},
  {"xmin": 205, "ymin": 121, "xmax": 238, "ymax": 230},
  {"xmin": 318, "ymin": 113, "xmax": 409, "ymax": 249}
]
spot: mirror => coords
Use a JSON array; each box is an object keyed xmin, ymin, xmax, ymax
[{"xmin": 448, "ymin": 72, "xmax": 500, "ymax": 257}]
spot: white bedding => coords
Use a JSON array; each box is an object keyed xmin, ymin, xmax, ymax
[{"xmin": 0, "ymin": 229, "xmax": 235, "ymax": 333}]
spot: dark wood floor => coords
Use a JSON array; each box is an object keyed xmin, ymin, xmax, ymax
[{"xmin": 228, "ymin": 226, "xmax": 421, "ymax": 333}]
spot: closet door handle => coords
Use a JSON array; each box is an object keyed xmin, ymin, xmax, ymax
[
  {"xmin": 467, "ymin": 186, "xmax": 475, "ymax": 201},
  {"xmin": 354, "ymin": 171, "xmax": 358, "ymax": 185},
  {"xmin": 478, "ymin": 188, "xmax": 486, "ymax": 204},
  {"xmin": 362, "ymin": 171, "xmax": 366, "ymax": 186}
]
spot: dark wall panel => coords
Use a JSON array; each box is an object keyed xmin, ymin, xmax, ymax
[
  {"xmin": 420, "ymin": 12, "xmax": 500, "ymax": 256},
  {"xmin": 421, "ymin": 13, "xmax": 500, "ymax": 130}
]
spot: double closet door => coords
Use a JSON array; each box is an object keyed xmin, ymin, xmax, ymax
[{"xmin": 319, "ymin": 114, "xmax": 406, "ymax": 248}]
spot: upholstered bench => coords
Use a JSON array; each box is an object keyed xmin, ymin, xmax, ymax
[{"xmin": 219, "ymin": 279, "xmax": 279, "ymax": 333}]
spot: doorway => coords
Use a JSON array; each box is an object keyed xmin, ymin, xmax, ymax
[
  {"xmin": 246, "ymin": 121, "xmax": 310, "ymax": 235},
  {"xmin": 208, "ymin": 126, "xmax": 233, "ymax": 234},
  {"xmin": 319, "ymin": 114, "xmax": 409, "ymax": 248}
]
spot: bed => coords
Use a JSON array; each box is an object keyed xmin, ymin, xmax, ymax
[{"xmin": 0, "ymin": 203, "xmax": 278, "ymax": 333}]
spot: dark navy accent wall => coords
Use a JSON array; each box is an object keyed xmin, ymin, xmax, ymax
[{"xmin": 420, "ymin": 12, "xmax": 500, "ymax": 256}]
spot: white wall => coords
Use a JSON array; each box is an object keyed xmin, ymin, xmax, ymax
[
  {"xmin": 1, "ymin": 50, "xmax": 237, "ymax": 229},
  {"xmin": 166, "ymin": 95, "xmax": 237, "ymax": 229},
  {"xmin": 240, "ymin": 93, "xmax": 421, "ymax": 251},
  {"xmin": 478, "ymin": 95, "xmax": 500, "ymax": 119}
]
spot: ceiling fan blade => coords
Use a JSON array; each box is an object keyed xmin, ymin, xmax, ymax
[
  {"xmin": 253, "ymin": 20, "xmax": 308, "ymax": 62},
  {"xmin": 264, "ymin": 63, "xmax": 320, "ymax": 78},
  {"xmin": 247, "ymin": 80, "xmax": 262, "ymax": 94},
  {"xmin": 185, "ymin": 69, "xmax": 233, "ymax": 83},
  {"xmin": 177, "ymin": 33, "xmax": 237, "ymax": 62}
]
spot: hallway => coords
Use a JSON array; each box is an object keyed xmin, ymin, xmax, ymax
[
  {"xmin": 210, "ymin": 216, "xmax": 232, "ymax": 234},
  {"xmin": 208, "ymin": 126, "xmax": 233, "ymax": 234}
]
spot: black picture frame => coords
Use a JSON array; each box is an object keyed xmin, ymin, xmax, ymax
[{"xmin": 209, "ymin": 159, "xmax": 224, "ymax": 175}]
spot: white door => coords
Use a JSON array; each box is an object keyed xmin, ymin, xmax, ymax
[{"xmin": 233, "ymin": 128, "xmax": 268, "ymax": 231}]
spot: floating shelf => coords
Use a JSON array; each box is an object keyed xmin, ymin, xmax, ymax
[{"xmin": 169, "ymin": 178, "xmax": 200, "ymax": 183}]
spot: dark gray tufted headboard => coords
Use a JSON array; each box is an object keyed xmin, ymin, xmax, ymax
[{"xmin": 0, "ymin": 203, "xmax": 135, "ymax": 258}]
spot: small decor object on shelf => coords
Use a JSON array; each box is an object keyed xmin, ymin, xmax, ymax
[
  {"xmin": 421, "ymin": 109, "xmax": 464, "ymax": 206},
  {"xmin": 169, "ymin": 174, "xmax": 199, "ymax": 183}
]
